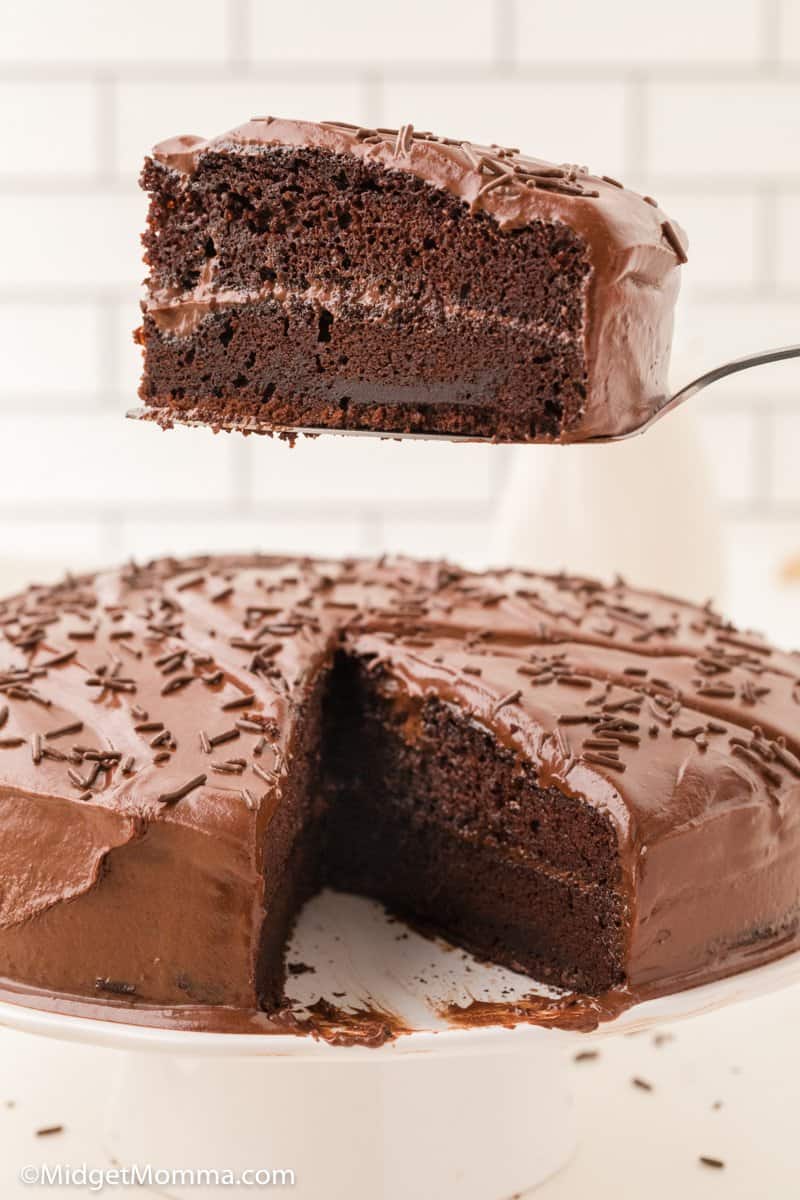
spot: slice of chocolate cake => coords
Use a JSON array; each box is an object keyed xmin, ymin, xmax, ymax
[
  {"xmin": 0, "ymin": 555, "xmax": 796, "ymax": 1022},
  {"xmin": 136, "ymin": 117, "xmax": 687, "ymax": 443}
]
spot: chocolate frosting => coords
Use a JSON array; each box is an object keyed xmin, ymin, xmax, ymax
[
  {"xmin": 0, "ymin": 555, "xmax": 797, "ymax": 1033},
  {"xmin": 146, "ymin": 117, "xmax": 687, "ymax": 440}
]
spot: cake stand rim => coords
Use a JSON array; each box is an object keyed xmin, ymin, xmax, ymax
[{"xmin": 0, "ymin": 948, "xmax": 798, "ymax": 1060}]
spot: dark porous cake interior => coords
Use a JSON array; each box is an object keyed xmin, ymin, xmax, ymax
[
  {"xmin": 138, "ymin": 117, "xmax": 686, "ymax": 443},
  {"xmin": 323, "ymin": 653, "xmax": 624, "ymax": 992},
  {"xmin": 141, "ymin": 146, "xmax": 590, "ymax": 440}
]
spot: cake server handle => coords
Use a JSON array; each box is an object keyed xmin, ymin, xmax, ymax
[{"xmin": 590, "ymin": 343, "xmax": 800, "ymax": 444}]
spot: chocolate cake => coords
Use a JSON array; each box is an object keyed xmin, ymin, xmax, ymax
[
  {"xmin": 136, "ymin": 117, "xmax": 687, "ymax": 443},
  {"xmin": 0, "ymin": 554, "xmax": 798, "ymax": 1020}
]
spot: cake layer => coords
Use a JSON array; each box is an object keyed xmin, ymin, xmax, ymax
[
  {"xmin": 327, "ymin": 800, "xmax": 623, "ymax": 993},
  {"xmin": 322, "ymin": 654, "xmax": 625, "ymax": 992},
  {"xmin": 137, "ymin": 117, "xmax": 686, "ymax": 442},
  {"xmin": 0, "ymin": 555, "xmax": 796, "ymax": 1022},
  {"xmin": 140, "ymin": 146, "xmax": 590, "ymax": 328},
  {"xmin": 139, "ymin": 295, "xmax": 587, "ymax": 440}
]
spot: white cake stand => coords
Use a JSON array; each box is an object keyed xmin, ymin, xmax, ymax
[{"xmin": 1, "ymin": 889, "xmax": 798, "ymax": 1200}]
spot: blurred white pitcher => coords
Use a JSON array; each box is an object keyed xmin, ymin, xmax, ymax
[{"xmin": 494, "ymin": 406, "xmax": 724, "ymax": 606}]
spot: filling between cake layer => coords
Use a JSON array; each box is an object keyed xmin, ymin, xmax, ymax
[
  {"xmin": 255, "ymin": 652, "xmax": 627, "ymax": 1002},
  {"xmin": 140, "ymin": 147, "xmax": 592, "ymax": 440}
]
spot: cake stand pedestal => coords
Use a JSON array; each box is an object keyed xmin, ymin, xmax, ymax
[
  {"xmin": 2, "ymin": 891, "xmax": 799, "ymax": 1200},
  {"xmin": 104, "ymin": 1034, "xmax": 574, "ymax": 1199}
]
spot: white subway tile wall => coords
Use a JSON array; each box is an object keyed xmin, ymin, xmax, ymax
[
  {"xmin": 0, "ymin": 0, "xmax": 798, "ymax": 643},
  {"xmin": 379, "ymin": 80, "xmax": 630, "ymax": 177},
  {"xmin": 249, "ymin": 0, "xmax": 497, "ymax": 64},
  {"xmin": 646, "ymin": 83, "xmax": 800, "ymax": 179},
  {"xmin": 772, "ymin": 414, "xmax": 800, "ymax": 503},
  {"xmin": 1, "ymin": 82, "xmax": 98, "ymax": 179},
  {"xmin": 782, "ymin": 0, "xmax": 800, "ymax": 63},
  {"xmin": 0, "ymin": 193, "xmax": 145, "ymax": 288},
  {"xmin": 777, "ymin": 193, "xmax": 800, "ymax": 286},
  {"xmin": 115, "ymin": 81, "xmax": 365, "ymax": 179},
  {"xmin": 514, "ymin": 0, "xmax": 763, "ymax": 65},
  {"xmin": 0, "ymin": 0, "xmax": 231, "ymax": 64}
]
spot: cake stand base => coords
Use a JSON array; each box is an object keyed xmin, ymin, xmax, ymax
[
  {"xmin": 5, "ymin": 896, "xmax": 800, "ymax": 1198},
  {"xmin": 103, "ymin": 1039, "xmax": 576, "ymax": 1199}
]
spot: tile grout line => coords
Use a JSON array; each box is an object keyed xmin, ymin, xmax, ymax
[
  {"xmin": 96, "ymin": 300, "xmax": 122, "ymax": 408},
  {"xmin": 359, "ymin": 512, "xmax": 386, "ymax": 555},
  {"xmin": 753, "ymin": 402, "xmax": 776, "ymax": 510},
  {"xmin": 759, "ymin": 0, "xmax": 783, "ymax": 71},
  {"xmin": 755, "ymin": 183, "xmax": 779, "ymax": 292},
  {"xmin": 623, "ymin": 72, "xmax": 648, "ymax": 182},
  {"xmin": 0, "ymin": 498, "xmax": 505, "ymax": 521},
  {"xmin": 4, "ymin": 63, "xmax": 800, "ymax": 84},
  {"xmin": 493, "ymin": 0, "xmax": 517, "ymax": 67},
  {"xmin": 226, "ymin": 0, "xmax": 252, "ymax": 68},
  {"xmin": 99, "ymin": 512, "xmax": 124, "ymax": 561},
  {"xmin": 361, "ymin": 71, "xmax": 383, "ymax": 127},
  {"xmin": 94, "ymin": 72, "xmax": 118, "ymax": 184},
  {"xmin": 230, "ymin": 439, "xmax": 254, "ymax": 514}
]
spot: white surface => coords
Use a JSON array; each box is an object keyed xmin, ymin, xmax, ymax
[
  {"xmin": 0, "ymin": 983, "xmax": 798, "ymax": 1198},
  {"xmin": 102, "ymin": 1042, "xmax": 576, "ymax": 1200}
]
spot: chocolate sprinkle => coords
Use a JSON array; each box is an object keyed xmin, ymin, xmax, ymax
[
  {"xmin": 221, "ymin": 693, "xmax": 255, "ymax": 711},
  {"xmin": 95, "ymin": 977, "xmax": 136, "ymax": 996},
  {"xmin": 208, "ymin": 728, "xmax": 240, "ymax": 748},
  {"xmin": 45, "ymin": 721, "xmax": 84, "ymax": 741},
  {"xmin": 156, "ymin": 774, "xmax": 207, "ymax": 805}
]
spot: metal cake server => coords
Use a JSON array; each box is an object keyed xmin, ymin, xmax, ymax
[
  {"xmin": 587, "ymin": 343, "xmax": 800, "ymax": 445},
  {"xmin": 126, "ymin": 344, "xmax": 800, "ymax": 445}
]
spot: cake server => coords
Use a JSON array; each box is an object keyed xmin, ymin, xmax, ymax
[{"xmin": 126, "ymin": 343, "xmax": 800, "ymax": 444}]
